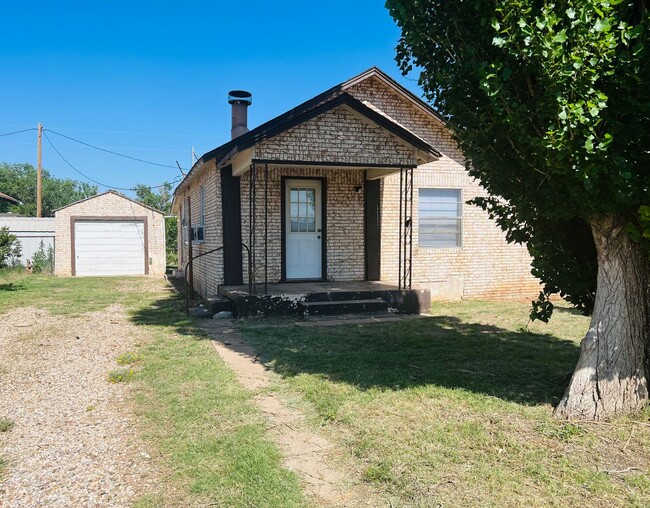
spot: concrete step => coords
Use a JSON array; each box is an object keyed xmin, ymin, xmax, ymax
[
  {"xmin": 205, "ymin": 295, "xmax": 233, "ymax": 314},
  {"xmin": 298, "ymin": 298, "xmax": 389, "ymax": 316},
  {"xmin": 303, "ymin": 290, "xmax": 394, "ymax": 302}
]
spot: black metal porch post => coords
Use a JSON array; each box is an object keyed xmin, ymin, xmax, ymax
[
  {"xmin": 249, "ymin": 163, "xmax": 257, "ymax": 294},
  {"xmin": 264, "ymin": 163, "xmax": 268, "ymax": 295},
  {"xmin": 406, "ymin": 167, "xmax": 413, "ymax": 289},
  {"xmin": 398, "ymin": 168, "xmax": 403, "ymax": 290}
]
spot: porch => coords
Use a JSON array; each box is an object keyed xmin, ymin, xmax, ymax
[{"xmin": 211, "ymin": 280, "xmax": 431, "ymax": 318}]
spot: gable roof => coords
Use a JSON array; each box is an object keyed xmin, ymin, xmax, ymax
[
  {"xmin": 341, "ymin": 67, "xmax": 446, "ymax": 125},
  {"xmin": 174, "ymin": 67, "xmax": 445, "ymax": 197},
  {"xmin": 53, "ymin": 190, "xmax": 164, "ymax": 215},
  {"xmin": 206, "ymin": 92, "xmax": 439, "ymax": 169}
]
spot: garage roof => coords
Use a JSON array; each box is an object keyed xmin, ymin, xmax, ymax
[{"xmin": 53, "ymin": 190, "xmax": 164, "ymax": 215}]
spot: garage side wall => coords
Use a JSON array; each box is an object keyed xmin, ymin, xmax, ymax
[{"xmin": 54, "ymin": 193, "xmax": 165, "ymax": 276}]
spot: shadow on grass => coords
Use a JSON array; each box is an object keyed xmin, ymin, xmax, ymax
[
  {"xmin": 242, "ymin": 316, "xmax": 581, "ymax": 407},
  {"xmin": 129, "ymin": 282, "xmax": 580, "ymax": 407},
  {"xmin": 0, "ymin": 282, "xmax": 23, "ymax": 291},
  {"xmin": 129, "ymin": 278, "xmax": 204, "ymax": 339}
]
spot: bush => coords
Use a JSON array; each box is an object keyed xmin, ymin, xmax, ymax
[
  {"xmin": 0, "ymin": 227, "xmax": 21, "ymax": 268},
  {"xmin": 31, "ymin": 240, "xmax": 54, "ymax": 273},
  {"xmin": 165, "ymin": 216, "xmax": 178, "ymax": 268}
]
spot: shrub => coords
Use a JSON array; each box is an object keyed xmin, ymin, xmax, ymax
[
  {"xmin": 0, "ymin": 227, "xmax": 21, "ymax": 268},
  {"xmin": 31, "ymin": 240, "xmax": 54, "ymax": 273}
]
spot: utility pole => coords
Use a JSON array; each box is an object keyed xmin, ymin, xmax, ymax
[{"xmin": 37, "ymin": 123, "xmax": 42, "ymax": 217}]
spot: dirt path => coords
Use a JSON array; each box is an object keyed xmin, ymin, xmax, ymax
[
  {"xmin": 203, "ymin": 320, "xmax": 380, "ymax": 507},
  {"xmin": 0, "ymin": 305, "xmax": 157, "ymax": 508}
]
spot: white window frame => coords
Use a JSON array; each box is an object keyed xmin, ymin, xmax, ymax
[
  {"xmin": 418, "ymin": 188, "xmax": 462, "ymax": 248},
  {"xmin": 192, "ymin": 187, "xmax": 206, "ymax": 243},
  {"xmin": 181, "ymin": 204, "xmax": 188, "ymax": 245}
]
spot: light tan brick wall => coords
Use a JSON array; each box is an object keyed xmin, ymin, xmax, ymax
[
  {"xmin": 256, "ymin": 105, "xmax": 417, "ymax": 166},
  {"xmin": 347, "ymin": 77, "xmax": 540, "ymax": 300},
  {"xmin": 54, "ymin": 192, "xmax": 165, "ymax": 276},
  {"xmin": 241, "ymin": 166, "xmax": 365, "ymax": 283},
  {"xmin": 175, "ymin": 159, "xmax": 223, "ymax": 297}
]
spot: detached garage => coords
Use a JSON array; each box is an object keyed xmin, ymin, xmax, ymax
[{"xmin": 54, "ymin": 191, "xmax": 165, "ymax": 277}]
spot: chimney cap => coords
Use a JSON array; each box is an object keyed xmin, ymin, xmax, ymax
[{"xmin": 228, "ymin": 90, "xmax": 252, "ymax": 105}]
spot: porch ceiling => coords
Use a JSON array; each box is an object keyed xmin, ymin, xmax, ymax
[{"xmin": 230, "ymin": 154, "xmax": 413, "ymax": 180}]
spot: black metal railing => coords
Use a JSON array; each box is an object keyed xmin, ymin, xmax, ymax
[{"xmin": 185, "ymin": 242, "xmax": 251, "ymax": 317}]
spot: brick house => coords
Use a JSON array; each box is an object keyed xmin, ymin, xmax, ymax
[{"xmin": 172, "ymin": 67, "xmax": 539, "ymax": 315}]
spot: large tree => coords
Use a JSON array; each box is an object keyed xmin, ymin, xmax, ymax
[
  {"xmin": 387, "ymin": 0, "xmax": 650, "ymax": 419},
  {"xmin": 0, "ymin": 163, "xmax": 97, "ymax": 216}
]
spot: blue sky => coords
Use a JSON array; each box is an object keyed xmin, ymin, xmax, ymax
[{"xmin": 0, "ymin": 1, "xmax": 421, "ymax": 196}]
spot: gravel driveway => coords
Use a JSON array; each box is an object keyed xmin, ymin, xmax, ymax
[{"xmin": 0, "ymin": 305, "xmax": 157, "ymax": 507}]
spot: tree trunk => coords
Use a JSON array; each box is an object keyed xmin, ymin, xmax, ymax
[{"xmin": 554, "ymin": 214, "xmax": 649, "ymax": 420}]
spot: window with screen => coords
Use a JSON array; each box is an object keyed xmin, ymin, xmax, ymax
[{"xmin": 418, "ymin": 189, "xmax": 462, "ymax": 247}]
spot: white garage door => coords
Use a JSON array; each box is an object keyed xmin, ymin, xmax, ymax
[{"xmin": 74, "ymin": 221, "xmax": 146, "ymax": 276}]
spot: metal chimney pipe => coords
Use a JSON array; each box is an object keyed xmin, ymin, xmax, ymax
[{"xmin": 228, "ymin": 90, "xmax": 253, "ymax": 140}]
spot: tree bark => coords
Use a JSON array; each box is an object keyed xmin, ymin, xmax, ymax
[{"xmin": 554, "ymin": 214, "xmax": 649, "ymax": 420}]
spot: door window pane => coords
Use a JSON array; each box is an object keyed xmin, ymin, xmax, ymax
[{"xmin": 289, "ymin": 186, "xmax": 317, "ymax": 234}]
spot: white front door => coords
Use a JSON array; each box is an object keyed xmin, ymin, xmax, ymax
[{"xmin": 286, "ymin": 179, "xmax": 322, "ymax": 279}]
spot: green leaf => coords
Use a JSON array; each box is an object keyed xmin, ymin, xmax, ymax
[
  {"xmin": 566, "ymin": 8, "xmax": 576, "ymax": 19},
  {"xmin": 553, "ymin": 30, "xmax": 567, "ymax": 43},
  {"xmin": 594, "ymin": 18, "xmax": 611, "ymax": 32}
]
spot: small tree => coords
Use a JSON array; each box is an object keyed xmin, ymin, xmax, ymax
[
  {"xmin": 31, "ymin": 240, "xmax": 54, "ymax": 273},
  {"xmin": 134, "ymin": 182, "xmax": 172, "ymax": 214},
  {"xmin": 387, "ymin": 0, "xmax": 650, "ymax": 419},
  {"xmin": 165, "ymin": 216, "xmax": 178, "ymax": 267},
  {"xmin": 0, "ymin": 227, "xmax": 22, "ymax": 268}
]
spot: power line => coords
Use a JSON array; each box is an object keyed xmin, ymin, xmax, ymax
[
  {"xmin": 43, "ymin": 131, "xmax": 179, "ymax": 192},
  {"xmin": 38, "ymin": 125, "xmax": 225, "ymax": 139},
  {"xmin": 0, "ymin": 128, "xmax": 38, "ymax": 137},
  {"xmin": 45, "ymin": 128, "xmax": 187, "ymax": 170}
]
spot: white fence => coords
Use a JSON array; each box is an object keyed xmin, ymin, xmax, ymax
[{"xmin": 0, "ymin": 216, "xmax": 55, "ymax": 264}]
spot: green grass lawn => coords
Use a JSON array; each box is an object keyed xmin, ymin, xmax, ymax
[
  {"xmin": 5, "ymin": 272, "xmax": 649, "ymax": 507},
  {"xmin": 241, "ymin": 301, "xmax": 650, "ymax": 507},
  {"xmin": 0, "ymin": 273, "xmax": 308, "ymax": 508}
]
